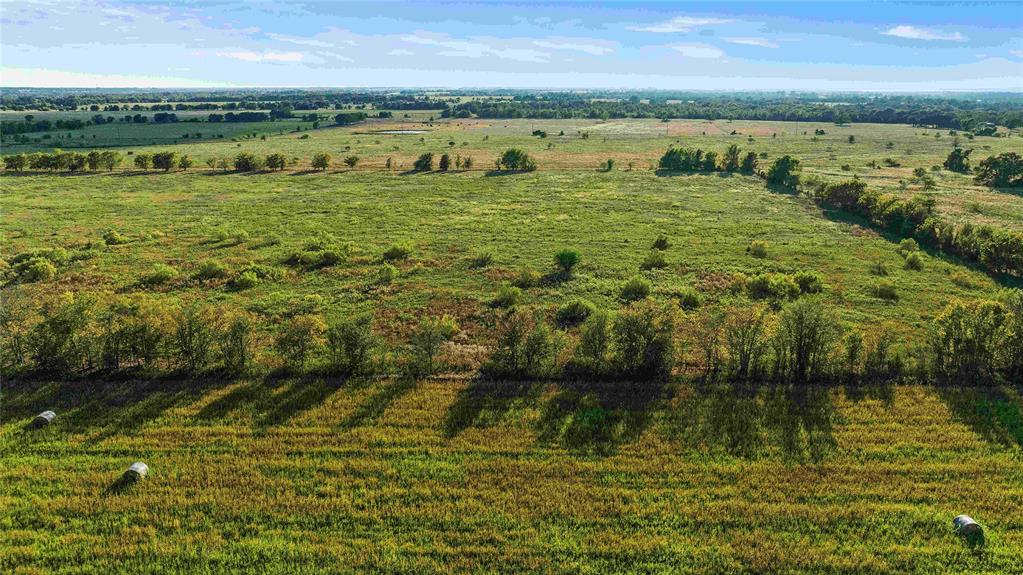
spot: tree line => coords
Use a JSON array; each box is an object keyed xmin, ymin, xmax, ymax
[{"xmin": 2, "ymin": 287, "xmax": 1020, "ymax": 389}]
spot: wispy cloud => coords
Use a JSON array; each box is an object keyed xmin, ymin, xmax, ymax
[
  {"xmin": 670, "ymin": 43, "xmax": 725, "ymax": 59},
  {"xmin": 216, "ymin": 50, "xmax": 304, "ymax": 63},
  {"xmin": 388, "ymin": 49, "xmax": 414, "ymax": 56},
  {"xmin": 533, "ymin": 39, "xmax": 613, "ymax": 56},
  {"xmin": 882, "ymin": 25, "xmax": 965, "ymax": 42},
  {"xmin": 268, "ymin": 33, "xmax": 334, "ymax": 48},
  {"xmin": 402, "ymin": 33, "xmax": 549, "ymax": 62},
  {"xmin": 723, "ymin": 37, "xmax": 778, "ymax": 49},
  {"xmin": 1011, "ymin": 50, "xmax": 1023, "ymax": 59},
  {"xmin": 627, "ymin": 16, "xmax": 731, "ymax": 33}
]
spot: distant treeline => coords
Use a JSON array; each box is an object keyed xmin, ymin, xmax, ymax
[{"xmin": 442, "ymin": 95, "xmax": 1022, "ymax": 130}]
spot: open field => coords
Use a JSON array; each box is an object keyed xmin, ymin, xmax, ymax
[
  {"xmin": 3, "ymin": 115, "xmax": 1022, "ymax": 574},
  {"xmin": 3, "ymin": 379, "xmax": 1023, "ymax": 573}
]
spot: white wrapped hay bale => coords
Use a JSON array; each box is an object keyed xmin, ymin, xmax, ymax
[
  {"xmin": 31, "ymin": 410, "xmax": 56, "ymax": 428},
  {"xmin": 953, "ymin": 514, "xmax": 984, "ymax": 545},
  {"xmin": 124, "ymin": 461, "xmax": 149, "ymax": 481}
]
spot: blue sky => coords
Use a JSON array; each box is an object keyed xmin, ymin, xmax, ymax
[{"xmin": 1, "ymin": 1, "xmax": 1021, "ymax": 91}]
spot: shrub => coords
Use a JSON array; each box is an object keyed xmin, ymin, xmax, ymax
[
  {"xmin": 748, "ymin": 240, "xmax": 769, "ymax": 258},
  {"xmin": 233, "ymin": 152, "xmax": 263, "ymax": 172},
  {"xmin": 897, "ymin": 238, "xmax": 919, "ymax": 257},
  {"xmin": 438, "ymin": 154, "xmax": 450, "ymax": 171},
  {"xmin": 748, "ymin": 273, "xmax": 799, "ymax": 301},
  {"xmin": 220, "ymin": 315, "xmax": 253, "ymax": 374},
  {"xmin": 974, "ymin": 152, "xmax": 1023, "ymax": 187},
  {"xmin": 620, "ymin": 276, "xmax": 651, "ymax": 302},
  {"xmin": 611, "ymin": 299, "xmax": 676, "ymax": 380},
  {"xmin": 142, "ymin": 263, "xmax": 179, "ymax": 286},
  {"xmin": 871, "ymin": 279, "xmax": 899, "ymax": 301},
  {"xmin": 133, "ymin": 154, "xmax": 152, "ymax": 170},
  {"xmin": 766, "ymin": 155, "xmax": 800, "ymax": 189},
  {"xmin": 640, "ymin": 250, "xmax": 668, "ymax": 270},
  {"xmin": 18, "ymin": 258, "xmax": 56, "ymax": 282},
  {"xmin": 870, "ymin": 260, "xmax": 889, "ymax": 276},
  {"xmin": 556, "ymin": 298, "xmax": 596, "ymax": 326},
  {"xmin": 651, "ymin": 235, "xmax": 670, "ymax": 251},
  {"xmin": 496, "ymin": 148, "xmax": 537, "ymax": 172},
  {"xmin": 230, "ymin": 271, "xmax": 260, "ymax": 290},
  {"xmin": 377, "ymin": 264, "xmax": 397, "ymax": 285},
  {"xmin": 343, "ymin": 155, "xmax": 360, "ymax": 169},
  {"xmin": 195, "ymin": 259, "xmax": 229, "ymax": 280},
  {"xmin": 570, "ymin": 310, "xmax": 611, "ymax": 375},
  {"xmin": 482, "ymin": 309, "xmax": 560, "ymax": 379},
  {"xmin": 275, "ymin": 315, "xmax": 325, "ymax": 370},
  {"xmin": 904, "ymin": 252, "xmax": 923, "ymax": 271},
  {"xmin": 600, "ymin": 158, "xmax": 615, "ymax": 172},
  {"xmin": 382, "ymin": 244, "xmax": 411, "ymax": 261},
  {"xmin": 492, "ymin": 284, "xmax": 522, "ymax": 308},
  {"xmin": 173, "ymin": 305, "xmax": 217, "ymax": 373},
  {"xmin": 511, "ymin": 267, "xmax": 541, "ymax": 289},
  {"xmin": 103, "ymin": 230, "xmax": 129, "ymax": 245},
  {"xmin": 30, "ymin": 293, "xmax": 95, "ymax": 374},
  {"xmin": 311, "ymin": 152, "xmax": 331, "ymax": 171},
  {"xmin": 794, "ymin": 270, "xmax": 824, "ymax": 294},
  {"xmin": 152, "ymin": 151, "xmax": 177, "ymax": 171},
  {"xmin": 404, "ymin": 315, "xmax": 458, "ymax": 378},
  {"xmin": 928, "ymin": 299, "xmax": 1007, "ymax": 384},
  {"xmin": 265, "ymin": 153, "xmax": 287, "ymax": 171},
  {"xmin": 771, "ymin": 298, "xmax": 839, "ymax": 384},
  {"xmin": 469, "ymin": 251, "xmax": 494, "ymax": 268},
  {"xmin": 325, "ymin": 313, "xmax": 376, "ymax": 376},
  {"xmin": 413, "ymin": 153, "xmax": 433, "ymax": 171},
  {"xmin": 723, "ymin": 303, "xmax": 770, "ymax": 382},
  {"xmin": 554, "ymin": 248, "xmax": 581, "ymax": 275},
  {"xmin": 675, "ymin": 286, "xmax": 702, "ymax": 310}
]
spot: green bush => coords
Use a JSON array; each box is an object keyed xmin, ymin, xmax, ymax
[
  {"xmin": 382, "ymin": 243, "xmax": 411, "ymax": 261},
  {"xmin": 30, "ymin": 294, "xmax": 95, "ymax": 374},
  {"xmin": 748, "ymin": 273, "xmax": 799, "ymax": 301},
  {"xmin": 482, "ymin": 309, "xmax": 560, "ymax": 379},
  {"xmin": 904, "ymin": 252, "xmax": 924, "ymax": 271},
  {"xmin": 640, "ymin": 250, "xmax": 668, "ymax": 270},
  {"xmin": 496, "ymin": 148, "xmax": 537, "ymax": 172},
  {"xmin": 511, "ymin": 267, "xmax": 541, "ymax": 289},
  {"xmin": 470, "ymin": 251, "xmax": 494, "ymax": 268},
  {"xmin": 611, "ymin": 299, "xmax": 676, "ymax": 380},
  {"xmin": 570, "ymin": 310, "xmax": 611, "ymax": 375},
  {"xmin": 220, "ymin": 315, "xmax": 253, "ymax": 374},
  {"xmin": 18, "ymin": 258, "xmax": 56, "ymax": 282},
  {"xmin": 675, "ymin": 287, "xmax": 702, "ymax": 310},
  {"xmin": 871, "ymin": 280, "xmax": 899, "ymax": 301},
  {"xmin": 142, "ymin": 263, "xmax": 179, "ymax": 286},
  {"xmin": 404, "ymin": 315, "xmax": 458, "ymax": 378},
  {"xmin": 554, "ymin": 248, "xmax": 581, "ymax": 275},
  {"xmin": 275, "ymin": 315, "xmax": 325, "ymax": 370},
  {"xmin": 651, "ymin": 235, "xmax": 670, "ymax": 251},
  {"xmin": 620, "ymin": 276, "xmax": 651, "ymax": 302},
  {"xmin": 173, "ymin": 305, "xmax": 217, "ymax": 373},
  {"xmin": 377, "ymin": 264, "xmax": 397, "ymax": 285},
  {"xmin": 413, "ymin": 153, "xmax": 433, "ymax": 172},
  {"xmin": 325, "ymin": 313, "xmax": 377, "ymax": 376},
  {"xmin": 103, "ymin": 230, "xmax": 129, "ymax": 245},
  {"xmin": 748, "ymin": 240, "xmax": 769, "ymax": 258},
  {"xmin": 492, "ymin": 284, "xmax": 522, "ymax": 308},
  {"xmin": 195, "ymin": 260, "xmax": 229, "ymax": 280},
  {"xmin": 794, "ymin": 271, "xmax": 824, "ymax": 294},
  {"xmin": 230, "ymin": 270, "xmax": 260, "ymax": 290},
  {"xmin": 897, "ymin": 238, "xmax": 919, "ymax": 256},
  {"xmin": 771, "ymin": 298, "xmax": 839, "ymax": 384},
  {"xmin": 556, "ymin": 298, "xmax": 596, "ymax": 326}
]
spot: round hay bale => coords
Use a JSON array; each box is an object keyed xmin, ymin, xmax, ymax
[
  {"xmin": 953, "ymin": 514, "xmax": 984, "ymax": 546},
  {"xmin": 124, "ymin": 461, "xmax": 149, "ymax": 481},
  {"xmin": 31, "ymin": 410, "xmax": 56, "ymax": 428}
]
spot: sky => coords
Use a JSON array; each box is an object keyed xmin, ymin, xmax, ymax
[{"xmin": 1, "ymin": 1, "xmax": 1021, "ymax": 92}]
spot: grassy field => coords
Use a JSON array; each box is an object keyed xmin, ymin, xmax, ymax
[{"xmin": 2, "ymin": 117, "xmax": 1022, "ymax": 573}]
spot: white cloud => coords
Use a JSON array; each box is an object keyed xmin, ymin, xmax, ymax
[
  {"xmin": 723, "ymin": 37, "xmax": 778, "ymax": 49},
  {"xmin": 216, "ymin": 50, "xmax": 304, "ymax": 63},
  {"xmin": 882, "ymin": 25, "xmax": 965, "ymax": 42},
  {"xmin": 670, "ymin": 43, "xmax": 725, "ymax": 59},
  {"xmin": 0, "ymin": 67, "xmax": 225, "ymax": 88},
  {"xmin": 1011, "ymin": 50, "xmax": 1023, "ymax": 59},
  {"xmin": 627, "ymin": 16, "xmax": 731, "ymax": 33},
  {"xmin": 388, "ymin": 49, "xmax": 414, "ymax": 56},
  {"xmin": 533, "ymin": 40, "xmax": 613, "ymax": 55},
  {"xmin": 268, "ymin": 33, "xmax": 334, "ymax": 48},
  {"xmin": 402, "ymin": 34, "xmax": 550, "ymax": 63}
]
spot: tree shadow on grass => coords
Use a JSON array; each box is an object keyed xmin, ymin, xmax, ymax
[
  {"xmin": 935, "ymin": 385, "xmax": 1023, "ymax": 448},
  {"xmin": 535, "ymin": 379, "xmax": 671, "ymax": 455},
  {"xmin": 442, "ymin": 378, "xmax": 541, "ymax": 438},
  {"xmin": 339, "ymin": 376, "xmax": 417, "ymax": 431},
  {"xmin": 254, "ymin": 374, "xmax": 344, "ymax": 429}
]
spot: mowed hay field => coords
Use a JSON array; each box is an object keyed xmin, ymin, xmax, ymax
[
  {"xmin": 3, "ymin": 380, "xmax": 1023, "ymax": 573},
  {"xmin": 2, "ymin": 118, "xmax": 1023, "ymax": 573}
]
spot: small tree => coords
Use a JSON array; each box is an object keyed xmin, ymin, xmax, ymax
[
  {"xmin": 554, "ymin": 248, "xmax": 581, "ymax": 276},
  {"xmin": 497, "ymin": 148, "xmax": 537, "ymax": 172},
  {"xmin": 766, "ymin": 155, "xmax": 800, "ymax": 189},
  {"xmin": 311, "ymin": 152, "xmax": 331, "ymax": 171},
  {"xmin": 943, "ymin": 147, "xmax": 972, "ymax": 174},
  {"xmin": 974, "ymin": 152, "xmax": 1023, "ymax": 187},
  {"xmin": 325, "ymin": 313, "xmax": 376, "ymax": 376},
  {"xmin": 265, "ymin": 153, "xmax": 287, "ymax": 171},
  {"xmin": 275, "ymin": 315, "xmax": 325, "ymax": 370},
  {"xmin": 178, "ymin": 155, "xmax": 193, "ymax": 170},
  {"xmin": 343, "ymin": 155, "xmax": 359, "ymax": 170},
  {"xmin": 413, "ymin": 152, "xmax": 434, "ymax": 171},
  {"xmin": 152, "ymin": 151, "xmax": 178, "ymax": 171},
  {"xmin": 234, "ymin": 152, "xmax": 263, "ymax": 172},
  {"xmin": 722, "ymin": 144, "xmax": 741, "ymax": 172},
  {"xmin": 134, "ymin": 154, "xmax": 152, "ymax": 170},
  {"xmin": 438, "ymin": 153, "xmax": 451, "ymax": 171}
]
